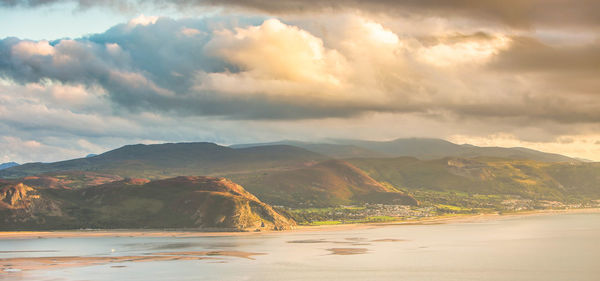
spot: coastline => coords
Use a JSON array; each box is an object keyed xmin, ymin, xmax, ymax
[{"xmin": 1, "ymin": 207, "xmax": 599, "ymax": 240}]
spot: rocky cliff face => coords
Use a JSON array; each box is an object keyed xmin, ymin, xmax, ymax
[
  {"xmin": 139, "ymin": 176, "xmax": 295, "ymax": 230},
  {"xmin": 0, "ymin": 183, "xmax": 38, "ymax": 209},
  {"xmin": 0, "ymin": 182, "xmax": 63, "ymax": 227}
]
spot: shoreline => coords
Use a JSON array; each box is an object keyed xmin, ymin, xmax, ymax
[{"xmin": 1, "ymin": 207, "xmax": 599, "ymax": 240}]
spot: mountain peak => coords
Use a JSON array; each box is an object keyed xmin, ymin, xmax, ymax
[{"xmin": 0, "ymin": 162, "xmax": 19, "ymax": 170}]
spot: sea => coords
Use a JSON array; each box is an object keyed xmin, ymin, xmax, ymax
[{"xmin": 1, "ymin": 212, "xmax": 599, "ymax": 281}]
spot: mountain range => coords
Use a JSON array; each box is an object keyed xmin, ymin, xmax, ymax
[
  {"xmin": 0, "ymin": 138, "xmax": 597, "ymax": 231},
  {"xmin": 0, "ymin": 142, "xmax": 325, "ymax": 179},
  {"xmin": 232, "ymin": 138, "xmax": 578, "ymax": 162}
]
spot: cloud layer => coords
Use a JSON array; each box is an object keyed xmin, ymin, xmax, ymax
[
  {"xmin": 3, "ymin": 14, "xmax": 597, "ymax": 122},
  {"xmin": 3, "ymin": 0, "xmax": 600, "ymax": 29},
  {"xmin": 1, "ymin": 2, "xmax": 600, "ymax": 162}
]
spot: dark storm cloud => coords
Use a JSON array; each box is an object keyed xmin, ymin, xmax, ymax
[
  {"xmin": 490, "ymin": 36, "xmax": 600, "ymax": 74},
  {"xmin": 208, "ymin": 0, "xmax": 600, "ymax": 28},
  {"xmin": 486, "ymin": 36, "xmax": 600, "ymax": 101},
  {"xmin": 450, "ymin": 100, "xmax": 600, "ymax": 125},
  {"xmin": 3, "ymin": 0, "xmax": 600, "ymax": 28}
]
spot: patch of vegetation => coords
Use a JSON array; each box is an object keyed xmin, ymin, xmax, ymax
[
  {"xmin": 349, "ymin": 216, "xmax": 399, "ymax": 223},
  {"xmin": 435, "ymin": 204, "xmax": 474, "ymax": 214},
  {"xmin": 308, "ymin": 220, "xmax": 343, "ymax": 226},
  {"xmin": 349, "ymin": 157, "xmax": 600, "ymax": 205}
]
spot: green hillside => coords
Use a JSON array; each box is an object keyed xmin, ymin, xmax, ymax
[
  {"xmin": 229, "ymin": 160, "xmax": 418, "ymax": 207},
  {"xmin": 347, "ymin": 157, "xmax": 600, "ymax": 209},
  {"xmin": 543, "ymin": 162, "xmax": 600, "ymax": 198}
]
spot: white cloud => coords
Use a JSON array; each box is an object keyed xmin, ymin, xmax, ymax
[
  {"xmin": 0, "ymin": 136, "xmax": 84, "ymax": 163},
  {"xmin": 417, "ymin": 34, "xmax": 511, "ymax": 66},
  {"xmin": 179, "ymin": 27, "xmax": 204, "ymax": 37},
  {"xmin": 12, "ymin": 40, "xmax": 55, "ymax": 57},
  {"xmin": 128, "ymin": 14, "xmax": 159, "ymax": 27},
  {"xmin": 448, "ymin": 133, "xmax": 600, "ymax": 161},
  {"xmin": 205, "ymin": 19, "xmax": 346, "ymax": 86}
]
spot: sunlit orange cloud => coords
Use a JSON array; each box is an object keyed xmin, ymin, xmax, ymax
[{"xmin": 449, "ymin": 134, "xmax": 600, "ymax": 162}]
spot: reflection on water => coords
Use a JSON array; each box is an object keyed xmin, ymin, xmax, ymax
[{"xmin": 1, "ymin": 212, "xmax": 600, "ymax": 281}]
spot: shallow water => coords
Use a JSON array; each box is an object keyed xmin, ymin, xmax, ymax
[{"xmin": 2, "ymin": 212, "xmax": 599, "ymax": 281}]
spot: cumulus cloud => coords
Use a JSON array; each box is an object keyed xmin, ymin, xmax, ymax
[
  {"xmin": 0, "ymin": 16, "xmax": 421, "ymax": 119},
  {"xmin": 417, "ymin": 33, "xmax": 511, "ymax": 67},
  {"xmin": 128, "ymin": 14, "xmax": 159, "ymax": 26},
  {"xmin": 0, "ymin": 136, "xmax": 103, "ymax": 163},
  {"xmin": 1, "ymin": 15, "xmax": 599, "ymax": 123},
  {"xmin": 205, "ymin": 19, "xmax": 345, "ymax": 85}
]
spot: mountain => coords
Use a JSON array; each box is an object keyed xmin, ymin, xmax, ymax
[
  {"xmin": 231, "ymin": 141, "xmax": 383, "ymax": 158},
  {"xmin": 334, "ymin": 138, "xmax": 578, "ymax": 162},
  {"xmin": 1, "ymin": 139, "xmax": 592, "ymax": 216},
  {"xmin": 347, "ymin": 157, "xmax": 600, "ymax": 203},
  {"xmin": 0, "ymin": 162, "xmax": 19, "ymax": 170},
  {"xmin": 0, "ymin": 176, "xmax": 295, "ymax": 231},
  {"xmin": 2, "ymin": 139, "xmax": 577, "ymax": 181},
  {"xmin": 0, "ymin": 142, "xmax": 326, "ymax": 179},
  {"xmin": 543, "ymin": 162, "xmax": 600, "ymax": 198},
  {"xmin": 232, "ymin": 138, "xmax": 577, "ymax": 162},
  {"xmin": 0, "ymin": 159, "xmax": 421, "ymax": 213},
  {"xmin": 229, "ymin": 160, "xmax": 418, "ymax": 207}
]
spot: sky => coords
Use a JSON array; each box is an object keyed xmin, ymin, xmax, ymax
[{"xmin": 1, "ymin": 0, "xmax": 600, "ymax": 163}]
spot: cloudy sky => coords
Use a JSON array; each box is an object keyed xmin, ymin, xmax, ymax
[{"xmin": 1, "ymin": 0, "xmax": 599, "ymax": 163}]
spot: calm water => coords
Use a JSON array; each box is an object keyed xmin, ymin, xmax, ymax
[{"xmin": 1, "ymin": 212, "xmax": 599, "ymax": 281}]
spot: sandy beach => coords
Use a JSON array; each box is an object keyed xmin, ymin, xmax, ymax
[{"xmin": 1, "ymin": 207, "xmax": 598, "ymax": 240}]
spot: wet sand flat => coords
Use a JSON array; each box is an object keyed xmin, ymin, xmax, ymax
[{"xmin": 0, "ymin": 251, "xmax": 265, "ymax": 272}]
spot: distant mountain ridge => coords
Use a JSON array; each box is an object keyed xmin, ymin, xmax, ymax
[
  {"xmin": 0, "ymin": 142, "xmax": 326, "ymax": 179},
  {"xmin": 231, "ymin": 141, "xmax": 383, "ymax": 159},
  {"xmin": 0, "ymin": 162, "xmax": 19, "ymax": 170},
  {"xmin": 233, "ymin": 138, "xmax": 578, "ymax": 163},
  {"xmin": 336, "ymin": 138, "xmax": 578, "ymax": 162}
]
